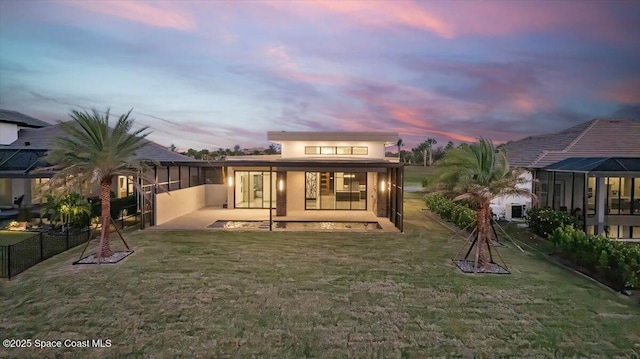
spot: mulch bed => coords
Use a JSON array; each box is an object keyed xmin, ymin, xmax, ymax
[
  {"xmin": 73, "ymin": 251, "xmax": 134, "ymax": 265},
  {"xmin": 453, "ymin": 259, "xmax": 511, "ymax": 274}
]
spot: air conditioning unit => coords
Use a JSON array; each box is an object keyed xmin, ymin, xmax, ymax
[{"xmin": 506, "ymin": 203, "xmax": 526, "ymax": 221}]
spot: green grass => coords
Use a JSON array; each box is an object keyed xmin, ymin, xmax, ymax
[
  {"xmin": 403, "ymin": 165, "xmax": 437, "ymax": 187},
  {"xmin": 1, "ymin": 195, "xmax": 639, "ymax": 357},
  {"xmin": 0, "ymin": 230, "xmax": 40, "ymax": 246}
]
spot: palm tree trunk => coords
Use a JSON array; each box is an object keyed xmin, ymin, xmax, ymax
[
  {"xmin": 476, "ymin": 202, "xmax": 491, "ymax": 269},
  {"xmin": 428, "ymin": 148, "xmax": 433, "ymax": 166},
  {"xmin": 423, "ymin": 150, "xmax": 427, "ymax": 167},
  {"xmin": 98, "ymin": 179, "xmax": 114, "ymax": 258}
]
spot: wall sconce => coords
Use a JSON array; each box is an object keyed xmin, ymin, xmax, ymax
[
  {"xmin": 228, "ymin": 176, "xmax": 233, "ymax": 187},
  {"xmin": 380, "ymin": 180, "xmax": 386, "ymax": 192},
  {"xmin": 278, "ymin": 179, "xmax": 284, "ymax": 191}
]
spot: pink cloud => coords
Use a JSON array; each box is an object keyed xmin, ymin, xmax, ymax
[
  {"xmin": 262, "ymin": 0, "xmax": 454, "ymax": 38},
  {"xmin": 600, "ymin": 77, "xmax": 640, "ymax": 104},
  {"xmin": 67, "ymin": 0, "xmax": 196, "ymax": 31}
]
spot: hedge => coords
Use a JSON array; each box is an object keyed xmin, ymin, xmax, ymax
[
  {"xmin": 550, "ymin": 225, "xmax": 640, "ymax": 289},
  {"xmin": 424, "ymin": 195, "xmax": 476, "ymax": 230},
  {"xmin": 525, "ymin": 207, "xmax": 577, "ymax": 237}
]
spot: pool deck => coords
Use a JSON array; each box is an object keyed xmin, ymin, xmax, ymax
[{"xmin": 149, "ymin": 207, "xmax": 400, "ymax": 232}]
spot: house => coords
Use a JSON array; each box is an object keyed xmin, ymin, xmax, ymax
[
  {"xmin": 1, "ymin": 110, "xmax": 404, "ymax": 231},
  {"xmin": 500, "ymin": 118, "xmax": 640, "ymax": 239},
  {"xmin": 0, "ymin": 109, "xmax": 216, "ymax": 227},
  {"xmin": 225, "ymin": 131, "xmax": 404, "ymax": 230}
]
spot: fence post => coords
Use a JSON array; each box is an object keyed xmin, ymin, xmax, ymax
[{"xmin": 40, "ymin": 232, "xmax": 43, "ymax": 261}]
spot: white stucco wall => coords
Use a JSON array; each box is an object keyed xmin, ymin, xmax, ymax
[
  {"xmin": 205, "ymin": 184, "xmax": 227, "ymax": 207},
  {"xmin": 367, "ymin": 172, "xmax": 377, "ymax": 212},
  {"xmin": 279, "ymin": 140, "xmax": 386, "ymax": 159},
  {"xmin": 490, "ymin": 171, "xmax": 533, "ymax": 220},
  {"xmin": 0, "ymin": 123, "xmax": 18, "ymax": 145},
  {"xmin": 155, "ymin": 185, "xmax": 206, "ymax": 225}
]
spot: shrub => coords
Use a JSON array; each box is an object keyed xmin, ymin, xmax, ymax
[
  {"xmin": 525, "ymin": 207, "xmax": 577, "ymax": 237},
  {"xmin": 424, "ymin": 194, "xmax": 476, "ymax": 230},
  {"xmin": 549, "ymin": 225, "xmax": 640, "ymax": 289}
]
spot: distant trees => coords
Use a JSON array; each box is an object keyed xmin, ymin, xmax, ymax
[
  {"xmin": 181, "ymin": 145, "xmax": 281, "ymax": 160},
  {"xmin": 406, "ymin": 139, "xmax": 465, "ymax": 166}
]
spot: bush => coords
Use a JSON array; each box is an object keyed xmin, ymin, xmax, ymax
[
  {"xmin": 424, "ymin": 194, "xmax": 476, "ymax": 230},
  {"xmin": 525, "ymin": 207, "xmax": 577, "ymax": 238},
  {"xmin": 90, "ymin": 195, "xmax": 137, "ymax": 219},
  {"xmin": 549, "ymin": 225, "xmax": 640, "ymax": 289}
]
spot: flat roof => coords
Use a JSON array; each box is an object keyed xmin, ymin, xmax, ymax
[{"xmin": 267, "ymin": 131, "xmax": 398, "ymax": 143}]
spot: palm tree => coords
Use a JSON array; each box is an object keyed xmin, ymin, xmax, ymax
[
  {"xmin": 45, "ymin": 109, "xmax": 151, "ymax": 259},
  {"xmin": 426, "ymin": 138, "xmax": 437, "ymax": 166},
  {"xmin": 396, "ymin": 138, "xmax": 404, "ymax": 163},
  {"xmin": 432, "ymin": 138, "xmax": 532, "ymax": 269}
]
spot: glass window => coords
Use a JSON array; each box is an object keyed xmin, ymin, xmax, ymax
[
  {"xmin": 571, "ymin": 173, "xmax": 585, "ymax": 216},
  {"xmin": 305, "ymin": 146, "xmax": 320, "ymax": 155},
  {"xmin": 305, "ymin": 171, "xmax": 366, "ymax": 210},
  {"xmin": 538, "ymin": 171, "xmax": 550, "ymax": 208},
  {"xmin": 336, "ymin": 147, "xmax": 352, "ymax": 155},
  {"xmin": 352, "ymin": 146, "xmax": 368, "ymax": 155},
  {"xmin": 233, "ymin": 171, "xmax": 275, "ymax": 209},
  {"xmin": 321, "ymin": 146, "xmax": 336, "ymax": 155},
  {"xmin": 587, "ymin": 176, "xmax": 596, "ymax": 216},
  {"xmin": 633, "ymin": 227, "xmax": 640, "ymax": 239}
]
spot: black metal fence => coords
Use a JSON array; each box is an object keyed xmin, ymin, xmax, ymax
[
  {"xmin": 0, "ymin": 229, "xmax": 91, "ymax": 279},
  {"xmin": 1, "ymin": 208, "xmax": 143, "ymax": 279}
]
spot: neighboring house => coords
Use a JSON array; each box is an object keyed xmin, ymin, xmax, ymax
[
  {"xmin": 223, "ymin": 131, "xmax": 404, "ymax": 230},
  {"xmin": 499, "ymin": 118, "xmax": 640, "ymax": 239},
  {"xmin": 0, "ymin": 109, "xmax": 218, "ymax": 227}
]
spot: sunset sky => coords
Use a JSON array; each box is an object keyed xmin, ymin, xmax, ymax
[{"xmin": 1, "ymin": 0, "xmax": 638, "ymax": 150}]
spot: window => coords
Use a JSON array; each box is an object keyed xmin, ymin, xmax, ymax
[
  {"xmin": 304, "ymin": 146, "xmax": 368, "ymax": 156},
  {"xmin": 587, "ymin": 176, "xmax": 596, "ymax": 216},
  {"xmin": 305, "ymin": 171, "xmax": 366, "ymax": 210},
  {"xmin": 234, "ymin": 171, "xmax": 275, "ymax": 208}
]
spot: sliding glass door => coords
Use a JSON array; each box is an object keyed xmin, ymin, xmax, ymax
[
  {"xmin": 234, "ymin": 171, "xmax": 275, "ymax": 208},
  {"xmin": 305, "ymin": 171, "xmax": 366, "ymax": 210}
]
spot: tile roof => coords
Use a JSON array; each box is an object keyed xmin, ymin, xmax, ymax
[
  {"xmin": 502, "ymin": 119, "xmax": 640, "ymax": 168},
  {"xmin": 0, "ymin": 121, "xmax": 196, "ymax": 164},
  {"xmin": 0, "ymin": 109, "xmax": 52, "ymax": 128},
  {"xmin": 544, "ymin": 157, "xmax": 640, "ymax": 172}
]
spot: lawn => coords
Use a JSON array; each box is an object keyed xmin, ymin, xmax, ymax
[
  {"xmin": 0, "ymin": 230, "xmax": 40, "ymax": 246},
  {"xmin": 403, "ymin": 165, "xmax": 437, "ymax": 188},
  {"xmin": 1, "ymin": 194, "xmax": 639, "ymax": 357}
]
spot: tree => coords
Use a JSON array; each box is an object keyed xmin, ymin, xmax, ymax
[
  {"xmin": 169, "ymin": 144, "xmax": 177, "ymax": 152},
  {"xmin": 396, "ymin": 138, "xmax": 404, "ymax": 163},
  {"xmin": 445, "ymin": 141, "xmax": 455, "ymax": 151},
  {"xmin": 45, "ymin": 109, "xmax": 152, "ymax": 259},
  {"xmin": 432, "ymin": 138, "xmax": 532, "ymax": 269},
  {"xmin": 425, "ymin": 138, "xmax": 437, "ymax": 166}
]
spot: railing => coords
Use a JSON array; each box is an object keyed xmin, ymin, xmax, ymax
[
  {"xmin": 0, "ymin": 229, "xmax": 91, "ymax": 279},
  {"xmin": 1, "ymin": 208, "xmax": 143, "ymax": 279}
]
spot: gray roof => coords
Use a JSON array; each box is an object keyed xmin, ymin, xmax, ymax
[
  {"xmin": 502, "ymin": 118, "xmax": 640, "ymax": 168},
  {"xmin": 544, "ymin": 157, "xmax": 640, "ymax": 173},
  {"xmin": 1, "ymin": 121, "xmax": 195, "ymax": 164},
  {"xmin": 0, "ymin": 109, "xmax": 51, "ymax": 128}
]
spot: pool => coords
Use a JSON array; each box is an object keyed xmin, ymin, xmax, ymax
[
  {"xmin": 275, "ymin": 221, "xmax": 382, "ymax": 230},
  {"xmin": 208, "ymin": 220, "xmax": 382, "ymax": 231},
  {"xmin": 208, "ymin": 220, "xmax": 266, "ymax": 229}
]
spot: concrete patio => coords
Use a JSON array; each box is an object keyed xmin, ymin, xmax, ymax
[{"xmin": 149, "ymin": 207, "xmax": 400, "ymax": 232}]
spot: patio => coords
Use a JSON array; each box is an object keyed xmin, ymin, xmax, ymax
[{"xmin": 150, "ymin": 207, "xmax": 399, "ymax": 232}]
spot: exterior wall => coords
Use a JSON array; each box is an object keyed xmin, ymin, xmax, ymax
[
  {"xmin": 0, "ymin": 123, "xmax": 18, "ymax": 145},
  {"xmin": 279, "ymin": 140, "xmax": 386, "ymax": 159},
  {"xmin": 367, "ymin": 172, "xmax": 377, "ymax": 214},
  {"xmin": 155, "ymin": 185, "xmax": 206, "ymax": 225},
  {"xmin": 286, "ymin": 171, "xmax": 305, "ymax": 212},
  {"xmin": 205, "ymin": 184, "xmax": 227, "ymax": 207},
  {"xmin": 490, "ymin": 171, "xmax": 533, "ymax": 220}
]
